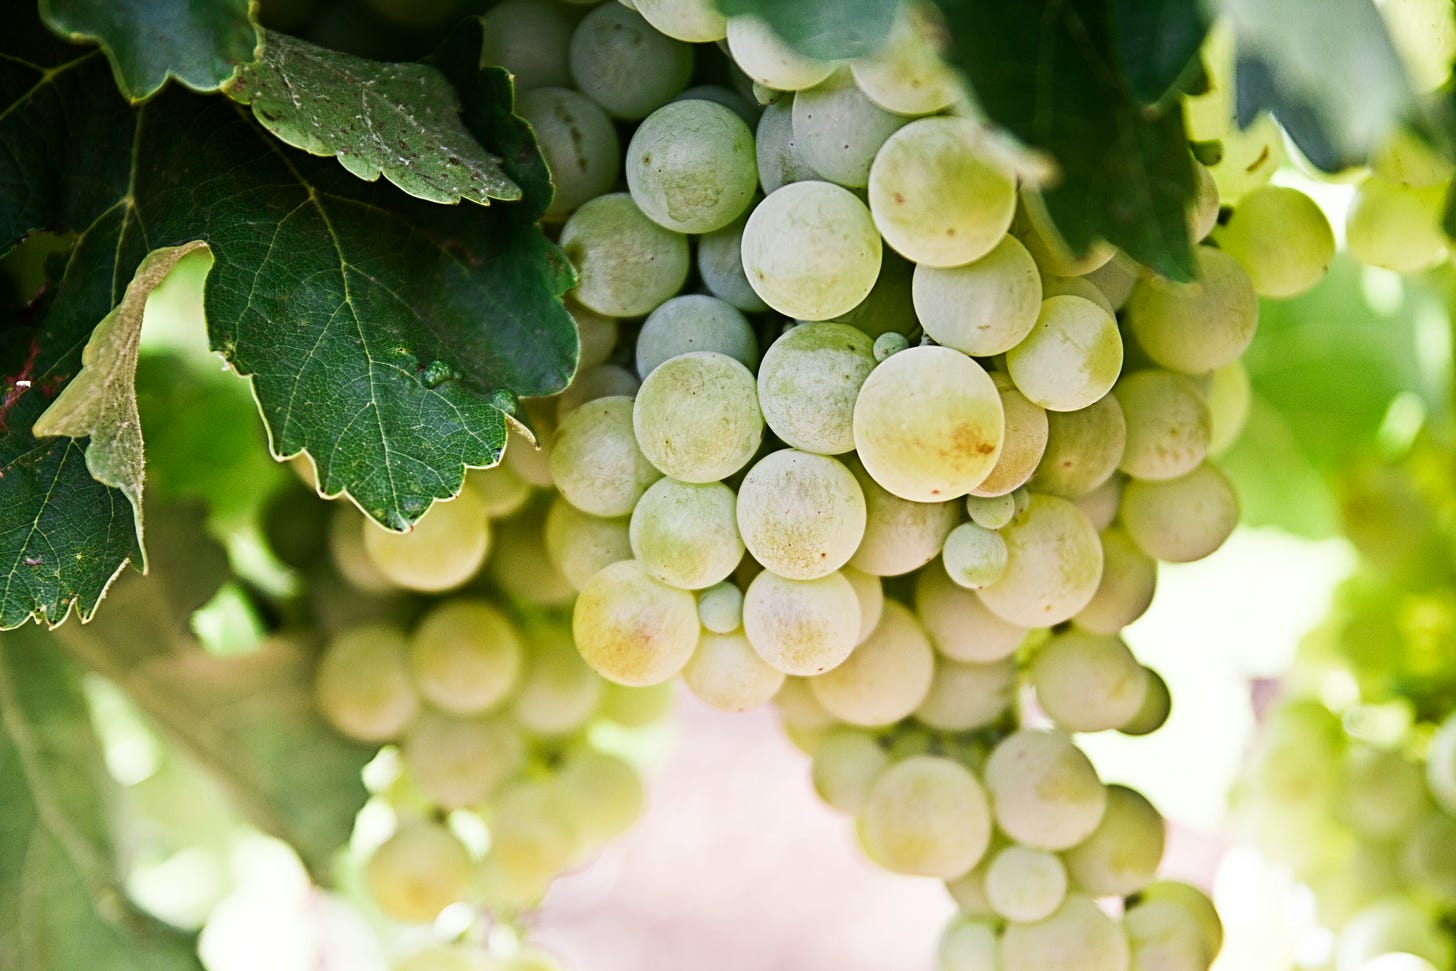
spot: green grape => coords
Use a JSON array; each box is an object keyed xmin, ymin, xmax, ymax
[
  {"xmin": 1372, "ymin": 126, "xmax": 1454, "ymax": 187},
  {"xmin": 1030, "ymin": 394, "xmax": 1127, "ymax": 498},
  {"xmin": 408, "ymin": 599, "xmax": 523, "ymax": 716},
  {"xmin": 315, "ymin": 625, "xmax": 419, "ymax": 742},
  {"xmin": 1071, "ymin": 474, "xmax": 1124, "ymax": 532},
  {"xmin": 1135, "ymin": 881, "xmax": 1223, "ymax": 959},
  {"xmin": 848, "ymin": 456, "xmax": 960, "ymax": 576},
  {"xmin": 1012, "ymin": 192, "xmax": 1116, "ymax": 277},
  {"xmin": 569, "ymin": 3, "xmax": 693, "ymax": 119},
  {"xmin": 742, "ymin": 569, "xmax": 861, "ymax": 675},
  {"xmin": 555, "ymin": 745, "xmax": 645, "ymax": 845},
  {"xmin": 1119, "ymin": 666, "xmax": 1171, "ymax": 736},
  {"xmin": 478, "ymin": 0, "xmax": 575, "ymax": 90},
  {"xmin": 1382, "ymin": 0, "xmax": 1456, "ymax": 91},
  {"xmin": 1084, "ymin": 250, "xmax": 1140, "ymax": 312},
  {"xmin": 726, "ymin": 14, "xmax": 837, "ymax": 90},
  {"xmin": 1336, "ymin": 898, "xmax": 1454, "ymax": 971},
  {"xmin": 1040, "ymin": 274, "xmax": 1115, "ymax": 316},
  {"xmin": 635, "ymin": 294, "xmax": 758, "ymax": 379},
  {"xmin": 626, "ymin": 99, "xmax": 757, "ymax": 233},
  {"xmin": 1346, "ymin": 174, "xmax": 1451, "ymax": 273},
  {"xmin": 1188, "ymin": 160, "xmax": 1220, "ymax": 244},
  {"xmin": 697, "ymin": 209, "xmax": 772, "ymax": 312},
  {"xmin": 977, "ymin": 493, "xmax": 1103, "ymax": 627},
  {"xmin": 1214, "ymin": 184, "xmax": 1335, "ymax": 298},
  {"xmin": 756, "ymin": 322, "xmax": 877, "ymax": 455},
  {"xmin": 737, "ymin": 449, "xmax": 867, "ymax": 580},
  {"xmin": 486, "ymin": 500, "xmax": 578, "ymax": 608},
  {"xmin": 504, "ymin": 416, "xmax": 555, "ymax": 489},
  {"xmin": 1031, "ymin": 629, "xmax": 1147, "ymax": 732},
  {"xmin": 543, "ymin": 495, "xmax": 633, "ymax": 591},
  {"xmin": 1208, "ymin": 113, "xmax": 1285, "ymax": 203},
  {"xmin": 559, "ymin": 193, "xmax": 690, "ymax": 317},
  {"xmin": 464, "ymin": 462, "xmax": 532, "ymax": 519},
  {"xmin": 833, "ymin": 249, "xmax": 919, "ymax": 339},
  {"xmin": 858, "ymin": 755, "xmax": 993, "ymax": 879},
  {"xmin": 510, "ymin": 622, "xmax": 604, "ymax": 738},
  {"xmin": 873, "ymin": 332, "xmax": 909, "ymax": 360},
  {"xmin": 967, "ymin": 493, "xmax": 1016, "ymax": 530},
  {"xmin": 550, "ymin": 396, "xmax": 662, "ymax": 517},
  {"xmin": 984, "ymin": 729, "xmax": 1107, "ymax": 850},
  {"xmin": 362, "ymin": 488, "xmax": 490, "ymax": 593},
  {"xmin": 365, "ymin": 820, "xmax": 473, "ymax": 924},
  {"xmin": 912, "ymin": 235, "xmax": 1042, "ymax": 356},
  {"xmin": 742, "ymin": 180, "xmax": 883, "ymax": 319},
  {"xmin": 1124, "ymin": 898, "xmax": 1212, "ymax": 971},
  {"xmin": 1125, "ymin": 247, "xmax": 1258, "ymax": 376},
  {"xmin": 1063, "ymin": 784, "xmax": 1165, "ymax": 897},
  {"xmin": 1114, "ymin": 369, "xmax": 1212, "ymax": 482},
  {"xmin": 809, "ymin": 601, "xmax": 936, "ymax": 726},
  {"xmin": 850, "ymin": 4, "xmax": 962, "ymax": 115},
  {"xmin": 985, "ymin": 845, "xmax": 1068, "ymax": 923},
  {"xmin": 1205, "ymin": 360, "xmax": 1251, "ymax": 456},
  {"xmin": 937, "ymin": 916, "xmax": 999, "ymax": 971},
  {"xmin": 572, "ymin": 559, "xmax": 701, "ymax": 686},
  {"xmin": 1336, "ymin": 744, "xmax": 1428, "ymax": 841},
  {"xmin": 676, "ymin": 83, "xmax": 759, "ymax": 127},
  {"xmin": 633, "ymin": 351, "xmax": 764, "ymax": 482},
  {"xmin": 869, "ymin": 117, "xmax": 1017, "ymax": 267},
  {"xmin": 915, "ymin": 563, "xmax": 1028, "ymax": 663},
  {"xmin": 599, "ymin": 679, "xmax": 675, "ymax": 728},
  {"xmin": 480, "ymin": 779, "xmax": 581, "ymax": 907},
  {"xmin": 516, "ymin": 86, "xmax": 621, "ymax": 221},
  {"xmin": 971, "ymin": 372, "xmax": 1050, "ymax": 498},
  {"xmin": 914, "ymin": 655, "xmax": 1016, "ymax": 732},
  {"xmin": 682, "ymin": 629, "xmax": 787, "ymax": 711},
  {"xmin": 1074, "ymin": 527, "xmax": 1158, "ymax": 634},
  {"xmin": 1001, "ymin": 893, "xmax": 1129, "ymax": 971},
  {"xmin": 635, "ymin": 0, "xmax": 726, "ymax": 41},
  {"xmin": 570, "ymin": 298, "xmax": 620, "ymax": 371},
  {"xmin": 942, "ymin": 522, "xmax": 1009, "ymax": 590},
  {"xmin": 1120, "ymin": 461, "xmax": 1239, "ymax": 563},
  {"xmin": 812, "ymin": 728, "xmax": 891, "ymax": 814},
  {"xmin": 554, "ymin": 364, "xmax": 640, "ymax": 425},
  {"xmin": 853, "ymin": 345, "xmax": 1005, "ymax": 502},
  {"xmin": 630, "ymin": 477, "xmax": 744, "ymax": 590},
  {"xmin": 842, "ymin": 566, "xmax": 884, "ymax": 643},
  {"xmin": 1426, "ymin": 711, "xmax": 1456, "ymax": 815},
  {"xmin": 755, "ymin": 97, "xmax": 819, "ymax": 194},
  {"xmin": 792, "ymin": 69, "xmax": 908, "ymax": 188},
  {"xmin": 401, "ymin": 711, "xmax": 525, "ymax": 809},
  {"xmin": 697, "ymin": 580, "xmax": 745, "ymax": 634},
  {"xmin": 1006, "ymin": 295, "xmax": 1124, "ymax": 413},
  {"xmin": 774, "ymin": 675, "xmax": 839, "ymax": 734},
  {"xmin": 945, "ymin": 853, "xmax": 998, "ymax": 919}
]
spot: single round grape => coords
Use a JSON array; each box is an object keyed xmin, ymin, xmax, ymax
[
  {"xmin": 570, "ymin": 299, "xmax": 619, "ymax": 372},
  {"xmin": 755, "ymin": 96, "xmax": 819, "ymax": 194},
  {"xmin": 848, "ymin": 456, "xmax": 960, "ymax": 575},
  {"xmin": 633, "ymin": 351, "xmax": 764, "ymax": 482},
  {"xmin": 967, "ymin": 493, "xmax": 1016, "ymax": 529},
  {"xmin": 868, "ymin": 117, "xmax": 1017, "ymax": 267},
  {"xmin": 873, "ymin": 332, "xmax": 908, "ymax": 360},
  {"xmin": 1114, "ymin": 369, "xmax": 1213, "ymax": 481},
  {"xmin": 365, "ymin": 820, "xmax": 473, "ymax": 923},
  {"xmin": 971, "ymin": 372, "xmax": 1050, "ymax": 497},
  {"xmin": 984, "ymin": 729, "xmax": 1107, "ymax": 850},
  {"xmin": 977, "ymin": 493, "xmax": 1103, "ymax": 627},
  {"xmin": 914, "ymin": 564, "xmax": 1028, "ymax": 663},
  {"xmin": 757, "ymin": 322, "xmax": 877, "ymax": 455},
  {"xmin": 556, "ymin": 745, "xmax": 645, "ymax": 845},
  {"xmin": 361, "ymin": 487, "xmax": 490, "ymax": 593},
  {"xmin": 1031, "ymin": 629, "xmax": 1148, "ymax": 733},
  {"xmin": 517, "ymin": 86, "xmax": 621, "ymax": 220},
  {"xmin": 1214, "ymin": 184, "xmax": 1334, "ymax": 297},
  {"xmin": 478, "ymin": 0, "xmax": 575, "ymax": 90},
  {"xmin": 315, "ymin": 625, "xmax": 418, "ymax": 742},
  {"xmin": 726, "ymin": 14, "xmax": 837, "ymax": 90},
  {"xmin": 742, "ymin": 569, "xmax": 861, "ymax": 676},
  {"xmin": 682, "ymin": 629, "xmax": 786, "ymax": 711},
  {"xmin": 1074, "ymin": 527, "xmax": 1158, "ymax": 634},
  {"xmin": 554, "ymin": 363, "xmax": 640, "ymax": 424},
  {"xmin": 1031, "ymin": 394, "xmax": 1127, "ymax": 498},
  {"xmin": 635, "ymin": 294, "xmax": 758, "ymax": 379},
  {"xmin": 464, "ymin": 462, "xmax": 531, "ymax": 519},
  {"xmin": 792, "ymin": 69, "xmax": 907, "ymax": 188},
  {"xmin": 913, "ymin": 655, "xmax": 1015, "ymax": 732},
  {"xmin": 985, "ymin": 845, "xmax": 1068, "ymax": 923},
  {"xmin": 937, "ymin": 917, "xmax": 999, "ymax": 971},
  {"xmin": 1125, "ymin": 246, "xmax": 1258, "ymax": 375},
  {"xmin": 737, "ymin": 449, "xmax": 867, "ymax": 580},
  {"xmin": 1346, "ymin": 174, "xmax": 1451, "ymax": 273},
  {"xmin": 1125, "ymin": 898, "xmax": 1214, "ymax": 971},
  {"xmin": 741, "ymin": 180, "xmax": 883, "ymax": 320},
  {"xmin": 774, "ymin": 676, "xmax": 838, "ymax": 734},
  {"xmin": 626, "ymin": 99, "xmax": 758, "ymax": 233},
  {"xmin": 510, "ymin": 622, "xmax": 603, "ymax": 738},
  {"xmin": 1071, "ymin": 474, "xmax": 1124, "ymax": 532},
  {"xmin": 858, "ymin": 755, "xmax": 993, "ymax": 879},
  {"xmin": 550, "ymin": 395, "xmax": 661, "ymax": 517},
  {"xmin": 569, "ymin": 4, "xmax": 693, "ymax": 120},
  {"xmin": 572, "ymin": 559, "xmax": 700, "ymax": 686},
  {"xmin": 842, "ymin": 566, "xmax": 884, "ymax": 644},
  {"xmin": 402, "ymin": 710, "xmax": 524, "ymax": 808},
  {"xmin": 942, "ymin": 522, "xmax": 1009, "ymax": 590},
  {"xmin": 1136, "ymin": 881, "xmax": 1223, "ymax": 959},
  {"xmin": 1119, "ymin": 665, "xmax": 1171, "ymax": 736},
  {"xmin": 1208, "ymin": 112, "xmax": 1285, "ymax": 202},
  {"xmin": 479, "ymin": 779, "xmax": 580, "ymax": 907},
  {"xmin": 944, "ymin": 855, "xmax": 998, "ymax": 919},
  {"xmin": 1206, "ymin": 359, "xmax": 1252, "ymax": 457},
  {"xmin": 912, "ymin": 235, "xmax": 1042, "ymax": 355},
  {"xmin": 486, "ymin": 499, "xmax": 577, "ymax": 608},
  {"xmin": 1063, "ymin": 784, "xmax": 1165, "ymax": 896},
  {"xmin": 1120, "ymin": 461, "xmax": 1239, "ymax": 563},
  {"xmin": 630, "ymin": 477, "xmax": 744, "ymax": 590},
  {"xmin": 1001, "ymin": 893, "xmax": 1130, "ymax": 971},
  {"xmin": 809, "ymin": 600, "xmax": 935, "ymax": 726},
  {"xmin": 849, "ymin": 5, "xmax": 961, "ymax": 114},
  {"xmin": 408, "ymin": 599, "xmax": 523, "ymax": 715},
  {"xmin": 812, "ymin": 728, "xmax": 890, "ymax": 814},
  {"xmin": 1188, "ymin": 160, "xmax": 1221, "ymax": 244},
  {"xmin": 1041, "ymin": 274, "xmax": 1115, "ymax": 316},
  {"xmin": 1084, "ymin": 250, "xmax": 1140, "ymax": 311},
  {"xmin": 697, "ymin": 580, "xmax": 745, "ymax": 634},
  {"xmin": 1006, "ymin": 295, "xmax": 1123, "ymax": 412},
  {"xmin": 853, "ymin": 345, "xmax": 1005, "ymax": 502},
  {"xmin": 697, "ymin": 209, "xmax": 772, "ymax": 312},
  {"xmin": 559, "ymin": 193, "xmax": 690, "ymax": 318},
  {"xmin": 1373, "ymin": 126, "xmax": 1454, "ymax": 187},
  {"xmin": 634, "ymin": 0, "xmax": 725, "ymax": 41},
  {"xmin": 543, "ymin": 495, "xmax": 632, "ymax": 590}
]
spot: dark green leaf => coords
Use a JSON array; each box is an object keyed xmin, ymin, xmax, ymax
[
  {"xmin": 1235, "ymin": 54, "xmax": 1347, "ymax": 172},
  {"xmin": 0, "ymin": 627, "xmax": 204, "ymax": 971},
  {"xmin": 1112, "ymin": 0, "xmax": 1208, "ymax": 106},
  {"xmin": 39, "ymin": 0, "xmax": 261, "ymax": 101},
  {"xmin": 227, "ymin": 30, "xmax": 522, "ymax": 207},
  {"xmin": 934, "ymin": 0, "xmax": 1198, "ymax": 280},
  {"xmin": 714, "ymin": 0, "xmax": 902, "ymax": 61}
]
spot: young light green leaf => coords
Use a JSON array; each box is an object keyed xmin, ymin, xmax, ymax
[
  {"xmin": 0, "ymin": 628, "xmax": 204, "ymax": 971},
  {"xmin": 38, "ymin": 0, "xmax": 261, "ymax": 102},
  {"xmin": 228, "ymin": 30, "xmax": 522, "ymax": 206}
]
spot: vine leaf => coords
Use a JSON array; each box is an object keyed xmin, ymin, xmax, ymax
[
  {"xmin": 0, "ymin": 628, "xmax": 204, "ymax": 971},
  {"xmin": 713, "ymin": 0, "xmax": 902, "ymax": 61},
  {"xmin": 1111, "ymin": 0, "xmax": 1208, "ymax": 108},
  {"xmin": 38, "ymin": 0, "xmax": 261, "ymax": 102},
  {"xmin": 226, "ymin": 31, "xmax": 522, "ymax": 207}
]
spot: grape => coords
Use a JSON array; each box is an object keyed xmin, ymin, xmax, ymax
[
  {"xmin": 408, "ymin": 599, "xmax": 523, "ymax": 715},
  {"xmin": 1125, "ymin": 247, "xmax": 1258, "ymax": 376},
  {"xmin": 967, "ymin": 493, "xmax": 1016, "ymax": 530},
  {"xmin": 1031, "ymin": 630, "xmax": 1147, "ymax": 732},
  {"xmin": 635, "ymin": 294, "xmax": 758, "ymax": 379},
  {"xmin": 848, "ymin": 456, "xmax": 960, "ymax": 575},
  {"xmin": 1426, "ymin": 711, "xmax": 1456, "ymax": 815},
  {"xmin": 1124, "ymin": 898, "xmax": 1210, "ymax": 971},
  {"xmin": 516, "ymin": 87, "xmax": 620, "ymax": 220},
  {"xmin": 736, "ymin": 448, "xmax": 867, "ymax": 580},
  {"xmin": 1042, "ymin": 274, "xmax": 1115, "ymax": 316},
  {"xmin": 1205, "ymin": 360, "xmax": 1251, "ymax": 457},
  {"xmin": 1031, "ymin": 393, "xmax": 1127, "ymax": 498},
  {"xmin": 1120, "ymin": 461, "xmax": 1239, "ymax": 563},
  {"xmin": 1114, "ymin": 369, "xmax": 1213, "ymax": 481},
  {"xmin": 915, "ymin": 563, "xmax": 1028, "ymax": 663},
  {"xmin": 1119, "ymin": 666, "xmax": 1170, "ymax": 736},
  {"xmin": 1000, "ymin": 893, "xmax": 1130, "ymax": 971},
  {"xmin": 571, "ymin": 299, "xmax": 620, "ymax": 372},
  {"xmin": 551, "ymin": 395, "xmax": 661, "ymax": 517},
  {"xmin": 555, "ymin": 745, "xmax": 646, "ymax": 845},
  {"xmin": 1336, "ymin": 744, "xmax": 1427, "ymax": 840},
  {"xmin": 741, "ymin": 180, "xmax": 883, "ymax": 319},
  {"xmin": 742, "ymin": 569, "xmax": 861, "ymax": 676},
  {"xmin": 1135, "ymin": 881, "xmax": 1223, "ymax": 959},
  {"xmin": 774, "ymin": 675, "xmax": 839, "ymax": 733},
  {"xmin": 478, "ymin": 0, "xmax": 575, "ymax": 91},
  {"xmin": 1074, "ymin": 527, "xmax": 1158, "ymax": 634},
  {"xmin": 941, "ymin": 522, "xmax": 1009, "ymax": 590},
  {"xmin": 755, "ymin": 96, "xmax": 818, "ymax": 194},
  {"xmin": 569, "ymin": 4, "xmax": 693, "ymax": 120},
  {"xmin": 850, "ymin": 4, "xmax": 962, "ymax": 115},
  {"xmin": 315, "ymin": 625, "xmax": 419, "ymax": 742},
  {"xmin": 1013, "ymin": 193, "xmax": 1115, "ymax": 277},
  {"xmin": 633, "ymin": 351, "xmax": 764, "ymax": 482},
  {"xmin": 945, "ymin": 855, "xmax": 998, "ymax": 918},
  {"xmin": 626, "ymin": 99, "xmax": 758, "ymax": 234},
  {"xmin": 985, "ymin": 845, "xmax": 1068, "ymax": 923},
  {"xmin": 510, "ymin": 622, "xmax": 604, "ymax": 738},
  {"xmin": 873, "ymin": 332, "xmax": 908, "ymax": 360},
  {"xmin": 1005, "ymin": 295, "xmax": 1124, "ymax": 412},
  {"xmin": 365, "ymin": 820, "xmax": 473, "ymax": 923},
  {"xmin": 697, "ymin": 580, "xmax": 745, "ymax": 634},
  {"xmin": 1213, "ymin": 184, "xmax": 1335, "ymax": 297},
  {"xmin": 1346, "ymin": 174, "xmax": 1451, "ymax": 273},
  {"xmin": 1084, "ymin": 250, "xmax": 1141, "ymax": 311},
  {"xmin": 842, "ymin": 566, "xmax": 884, "ymax": 643},
  {"xmin": 599, "ymin": 679, "xmax": 675, "ymax": 728},
  {"xmin": 634, "ymin": 0, "xmax": 726, "ymax": 41},
  {"xmin": 937, "ymin": 917, "xmax": 999, "ymax": 971},
  {"xmin": 362, "ymin": 488, "xmax": 490, "ymax": 593},
  {"xmin": 559, "ymin": 193, "xmax": 690, "ymax": 317},
  {"xmin": 809, "ymin": 600, "xmax": 936, "ymax": 726},
  {"xmin": 504, "ymin": 415, "xmax": 555, "ymax": 488},
  {"xmin": 984, "ymin": 729, "xmax": 1107, "ymax": 850},
  {"xmin": 683, "ymin": 629, "xmax": 787, "ymax": 711},
  {"xmin": 791, "ymin": 69, "xmax": 907, "ymax": 188},
  {"xmin": 555, "ymin": 365, "xmax": 640, "ymax": 426},
  {"xmin": 464, "ymin": 463, "xmax": 531, "ymax": 519},
  {"xmin": 833, "ymin": 249, "xmax": 919, "ymax": 339},
  {"xmin": 697, "ymin": 209, "xmax": 772, "ymax": 312},
  {"xmin": 914, "ymin": 656, "xmax": 1016, "ymax": 732},
  {"xmin": 912, "ymin": 235, "xmax": 1042, "ymax": 356},
  {"xmin": 402, "ymin": 711, "xmax": 525, "ymax": 809},
  {"xmin": 857, "ymin": 755, "xmax": 993, "ymax": 879},
  {"xmin": 630, "ymin": 477, "xmax": 744, "ymax": 589},
  {"xmin": 868, "ymin": 117, "xmax": 1017, "ymax": 267},
  {"xmin": 757, "ymin": 322, "xmax": 876, "ymax": 455},
  {"xmin": 853, "ymin": 345, "xmax": 1005, "ymax": 502},
  {"xmin": 1072, "ymin": 475, "xmax": 1124, "ymax": 532},
  {"xmin": 812, "ymin": 728, "xmax": 890, "ymax": 814},
  {"xmin": 543, "ymin": 495, "xmax": 632, "ymax": 590},
  {"xmin": 1188, "ymin": 160, "xmax": 1220, "ymax": 244},
  {"xmin": 487, "ymin": 501, "xmax": 578, "ymax": 608},
  {"xmin": 572, "ymin": 559, "xmax": 701, "ymax": 686},
  {"xmin": 1208, "ymin": 113, "xmax": 1285, "ymax": 203},
  {"xmin": 971, "ymin": 372, "xmax": 1050, "ymax": 498},
  {"xmin": 480, "ymin": 779, "xmax": 581, "ymax": 906},
  {"xmin": 1372, "ymin": 126, "xmax": 1454, "ymax": 187},
  {"xmin": 726, "ymin": 15, "xmax": 837, "ymax": 91},
  {"xmin": 977, "ymin": 493, "xmax": 1103, "ymax": 627},
  {"xmin": 1063, "ymin": 784, "xmax": 1165, "ymax": 896}
]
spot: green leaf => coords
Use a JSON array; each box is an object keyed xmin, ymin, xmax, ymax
[
  {"xmin": 934, "ymin": 0, "xmax": 1198, "ymax": 280},
  {"xmin": 39, "ymin": 0, "xmax": 261, "ymax": 101},
  {"xmin": 714, "ymin": 0, "xmax": 902, "ymax": 61},
  {"xmin": 53, "ymin": 506, "xmax": 373, "ymax": 879},
  {"xmin": 227, "ymin": 31, "xmax": 523, "ymax": 207},
  {"xmin": 1112, "ymin": 0, "xmax": 1208, "ymax": 107},
  {"xmin": 0, "ymin": 627, "xmax": 204, "ymax": 971}
]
